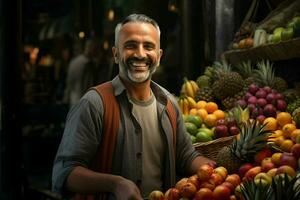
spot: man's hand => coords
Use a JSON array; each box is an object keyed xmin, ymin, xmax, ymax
[{"xmin": 114, "ymin": 178, "xmax": 143, "ymax": 200}]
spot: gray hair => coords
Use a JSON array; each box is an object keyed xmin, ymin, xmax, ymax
[{"xmin": 114, "ymin": 13, "xmax": 161, "ymax": 47}]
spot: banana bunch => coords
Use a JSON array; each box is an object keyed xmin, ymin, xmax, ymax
[
  {"xmin": 178, "ymin": 95, "xmax": 198, "ymax": 115},
  {"xmin": 180, "ymin": 78, "xmax": 199, "ymax": 99}
]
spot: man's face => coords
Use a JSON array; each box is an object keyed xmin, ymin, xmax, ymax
[{"xmin": 112, "ymin": 22, "xmax": 163, "ymax": 84}]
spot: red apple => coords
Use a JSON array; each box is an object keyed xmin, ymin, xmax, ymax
[
  {"xmin": 254, "ymin": 148, "xmax": 273, "ymax": 165},
  {"xmin": 175, "ymin": 178, "xmax": 188, "ymax": 191},
  {"xmin": 193, "ymin": 188, "xmax": 214, "ymax": 200},
  {"xmin": 291, "ymin": 143, "xmax": 300, "ymax": 159},
  {"xmin": 229, "ymin": 126, "xmax": 239, "ymax": 135},
  {"xmin": 280, "ymin": 152, "xmax": 298, "ymax": 170},
  {"xmin": 261, "ymin": 161, "xmax": 275, "ymax": 172},
  {"xmin": 214, "ymin": 125, "xmax": 228, "ymax": 138},
  {"xmin": 165, "ymin": 188, "xmax": 181, "ymax": 200},
  {"xmin": 197, "ymin": 164, "xmax": 214, "ymax": 181},
  {"xmin": 243, "ymin": 166, "xmax": 262, "ymax": 181},
  {"xmin": 238, "ymin": 163, "xmax": 254, "ymax": 178},
  {"xmin": 276, "ymin": 165, "xmax": 296, "ymax": 178},
  {"xmin": 180, "ymin": 182, "xmax": 197, "ymax": 198},
  {"xmin": 148, "ymin": 190, "xmax": 165, "ymax": 200},
  {"xmin": 208, "ymin": 173, "xmax": 223, "ymax": 186},
  {"xmin": 188, "ymin": 175, "xmax": 201, "ymax": 190},
  {"xmin": 199, "ymin": 181, "xmax": 215, "ymax": 191},
  {"xmin": 213, "ymin": 185, "xmax": 231, "ymax": 200},
  {"xmin": 225, "ymin": 174, "xmax": 241, "ymax": 188},
  {"xmin": 221, "ymin": 181, "xmax": 235, "ymax": 193}
]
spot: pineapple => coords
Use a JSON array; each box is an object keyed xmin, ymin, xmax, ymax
[
  {"xmin": 196, "ymin": 75, "xmax": 211, "ymax": 88},
  {"xmin": 194, "ymin": 87, "xmax": 215, "ymax": 102},
  {"xmin": 216, "ymin": 120, "xmax": 272, "ymax": 174},
  {"xmin": 292, "ymin": 107, "xmax": 300, "ymax": 128},
  {"xmin": 240, "ymin": 179, "xmax": 273, "ymax": 200},
  {"xmin": 211, "ymin": 60, "xmax": 244, "ymax": 100},
  {"xmin": 235, "ymin": 60, "xmax": 255, "ymax": 88},
  {"xmin": 273, "ymin": 76, "xmax": 288, "ymax": 92},
  {"xmin": 253, "ymin": 59, "xmax": 276, "ymax": 88}
]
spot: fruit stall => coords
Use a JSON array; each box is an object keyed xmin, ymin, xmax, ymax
[{"xmin": 147, "ymin": 2, "xmax": 300, "ymax": 200}]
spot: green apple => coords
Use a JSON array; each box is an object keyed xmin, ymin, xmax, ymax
[
  {"xmin": 254, "ymin": 172, "xmax": 272, "ymax": 186},
  {"xmin": 272, "ymin": 31, "xmax": 282, "ymax": 43},
  {"xmin": 281, "ymin": 27, "xmax": 294, "ymax": 41}
]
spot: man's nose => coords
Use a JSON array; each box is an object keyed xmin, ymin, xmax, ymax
[{"xmin": 134, "ymin": 45, "xmax": 147, "ymax": 58}]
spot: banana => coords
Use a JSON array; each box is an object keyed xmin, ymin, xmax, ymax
[
  {"xmin": 186, "ymin": 96, "xmax": 197, "ymax": 108},
  {"xmin": 183, "ymin": 97, "xmax": 190, "ymax": 115},
  {"xmin": 184, "ymin": 79, "xmax": 195, "ymax": 99},
  {"xmin": 178, "ymin": 98, "xmax": 184, "ymax": 113},
  {"xmin": 190, "ymin": 80, "xmax": 199, "ymax": 94}
]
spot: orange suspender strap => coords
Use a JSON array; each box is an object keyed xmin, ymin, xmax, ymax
[
  {"xmin": 166, "ymin": 99, "xmax": 177, "ymax": 156},
  {"xmin": 73, "ymin": 82, "xmax": 120, "ymax": 200}
]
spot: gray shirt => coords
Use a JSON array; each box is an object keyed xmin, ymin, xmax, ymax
[{"xmin": 52, "ymin": 76, "xmax": 200, "ymax": 198}]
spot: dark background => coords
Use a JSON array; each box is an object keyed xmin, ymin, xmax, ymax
[{"xmin": 1, "ymin": 0, "xmax": 298, "ymax": 199}]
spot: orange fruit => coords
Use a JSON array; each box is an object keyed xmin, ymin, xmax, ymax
[
  {"xmin": 205, "ymin": 102, "xmax": 218, "ymax": 114},
  {"xmin": 276, "ymin": 112, "xmax": 292, "ymax": 127},
  {"xmin": 189, "ymin": 108, "xmax": 198, "ymax": 116},
  {"xmin": 290, "ymin": 129, "xmax": 300, "ymax": 142},
  {"xmin": 213, "ymin": 109, "xmax": 225, "ymax": 120},
  {"xmin": 197, "ymin": 109, "xmax": 208, "ymax": 120},
  {"xmin": 204, "ymin": 114, "xmax": 217, "ymax": 128},
  {"xmin": 196, "ymin": 100, "xmax": 207, "ymax": 109},
  {"xmin": 263, "ymin": 117, "xmax": 277, "ymax": 131},
  {"xmin": 282, "ymin": 123, "xmax": 297, "ymax": 138},
  {"xmin": 279, "ymin": 139, "xmax": 294, "ymax": 152}
]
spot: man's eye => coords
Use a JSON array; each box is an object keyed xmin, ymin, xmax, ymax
[
  {"xmin": 144, "ymin": 44, "xmax": 155, "ymax": 50},
  {"xmin": 124, "ymin": 43, "xmax": 136, "ymax": 49}
]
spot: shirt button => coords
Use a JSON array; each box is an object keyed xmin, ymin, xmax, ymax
[{"xmin": 136, "ymin": 152, "xmax": 142, "ymax": 158}]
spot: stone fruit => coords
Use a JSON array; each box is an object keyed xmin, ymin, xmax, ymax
[
  {"xmin": 276, "ymin": 165, "xmax": 296, "ymax": 178},
  {"xmin": 271, "ymin": 152, "xmax": 282, "ymax": 166},
  {"xmin": 187, "ymin": 175, "xmax": 201, "ymax": 190},
  {"xmin": 179, "ymin": 182, "xmax": 197, "ymax": 198},
  {"xmin": 193, "ymin": 188, "xmax": 214, "ymax": 200},
  {"xmin": 238, "ymin": 163, "xmax": 254, "ymax": 178},
  {"xmin": 208, "ymin": 173, "xmax": 223, "ymax": 186},
  {"xmin": 213, "ymin": 185, "xmax": 231, "ymax": 200},
  {"xmin": 197, "ymin": 164, "xmax": 214, "ymax": 181},
  {"xmin": 254, "ymin": 148, "xmax": 273, "ymax": 165},
  {"xmin": 175, "ymin": 178, "xmax": 188, "ymax": 190},
  {"xmin": 148, "ymin": 190, "xmax": 165, "ymax": 200},
  {"xmin": 225, "ymin": 174, "xmax": 241, "ymax": 188},
  {"xmin": 164, "ymin": 188, "xmax": 181, "ymax": 200},
  {"xmin": 243, "ymin": 166, "xmax": 262, "ymax": 181},
  {"xmin": 291, "ymin": 143, "xmax": 300, "ymax": 159},
  {"xmin": 261, "ymin": 161, "xmax": 275, "ymax": 172},
  {"xmin": 221, "ymin": 181, "xmax": 235, "ymax": 193},
  {"xmin": 199, "ymin": 181, "xmax": 215, "ymax": 191},
  {"xmin": 214, "ymin": 166, "xmax": 228, "ymax": 181},
  {"xmin": 280, "ymin": 152, "xmax": 298, "ymax": 170}
]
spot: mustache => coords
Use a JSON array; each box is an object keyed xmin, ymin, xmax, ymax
[{"xmin": 127, "ymin": 56, "xmax": 152, "ymax": 64}]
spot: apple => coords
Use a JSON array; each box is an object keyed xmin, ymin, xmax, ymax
[
  {"xmin": 225, "ymin": 174, "xmax": 241, "ymax": 188},
  {"xmin": 221, "ymin": 181, "xmax": 235, "ymax": 193},
  {"xmin": 197, "ymin": 164, "xmax": 214, "ymax": 181},
  {"xmin": 188, "ymin": 175, "xmax": 201, "ymax": 190},
  {"xmin": 271, "ymin": 152, "xmax": 282, "ymax": 166},
  {"xmin": 229, "ymin": 126, "xmax": 239, "ymax": 135},
  {"xmin": 276, "ymin": 165, "xmax": 296, "ymax": 178},
  {"xmin": 291, "ymin": 143, "xmax": 300, "ymax": 159},
  {"xmin": 254, "ymin": 148, "xmax": 273, "ymax": 165},
  {"xmin": 238, "ymin": 163, "xmax": 254, "ymax": 178},
  {"xmin": 214, "ymin": 125, "xmax": 228, "ymax": 138},
  {"xmin": 213, "ymin": 185, "xmax": 231, "ymax": 200},
  {"xmin": 214, "ymin": 166, "xmax": 228, "ymax": 181},
  {"xmin": 280, "ymin": 152, "xmax": 298, "ymax": 170},
  {"xmin": 261, "ymin": 161, "xmax": 275, "ymax": 172},
  {"xmin": 266, "ymin": 168, "xmax": 277, "ymax": 177},
  {"xmin": 244, "ymin": 166, "xmax": 262, "ymax": 181},
  {"xmin": 199, "ymin": 181, "xmax": 215, "ymax": 191},
  {"xmin": 208, "ymin": 173, "xmax": 223, "ymax": 186},
  {"xmin": 148, "ymin": 190, "xmax": 165, "ymax": 200},
  {"xmin": 165, "ymin": 188, "xmax": 181, "ymax": 200},
  {"xmin": 216, "ymin": 119, "xmax": 228, "ymax": 126},
  {"xmin": 254, "ymin": 172, "xmax": 272, "ymax": 186},
  {"xmin": 193, "ymin": 188, "xmax": 214, "ymax": 200},
  {"xmin": 180, "ymin": 182, "xmax": 197, "ymax": 198},
  {"xmin": 175, "ymin": 178, "xmax": 188, "ymax": 190}
]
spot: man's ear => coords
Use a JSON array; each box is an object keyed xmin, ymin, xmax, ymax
[{"xmin": 112, "ymin": 46, "xmax": 119, "ymax": 63}]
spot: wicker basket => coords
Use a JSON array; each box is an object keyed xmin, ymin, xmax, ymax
[{"xmin": 193, "ymin": 136, "xmax": 236, "ymax": 160}]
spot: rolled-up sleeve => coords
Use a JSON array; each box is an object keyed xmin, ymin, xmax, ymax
[{"xmin": 52, "ymin": 91, "xmax": 103, "ymax": 195}]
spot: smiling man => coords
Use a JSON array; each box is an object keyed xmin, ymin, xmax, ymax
[{"xmin": 52, "ymin": 14, "xmax": 215, "ymax": 200}]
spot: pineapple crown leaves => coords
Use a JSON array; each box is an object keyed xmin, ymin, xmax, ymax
[
  {"xmin": 228, "ymin": 106, "xmax": 250, "ymax": 127},
  {"xmin": 230, "ymin": 120, "xmax": 273, "ymax": 161},
  {"xmin": 240, "ymin": 180, "xmax": 274, "ymax": 200},
  {"xmin": 235, "ymin": 60, "xmax": 253, "ymax": 78},
  {"xmin": 254, "ymin": 59, "xmax": 276, "ymax": 87},
  {"xmin": 211, "ymin": 60, "xmax": 232, "ymax": 79},
  {"xmin": 271, "ymin": 173, "xmax": 300, "ymax": 200}
]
